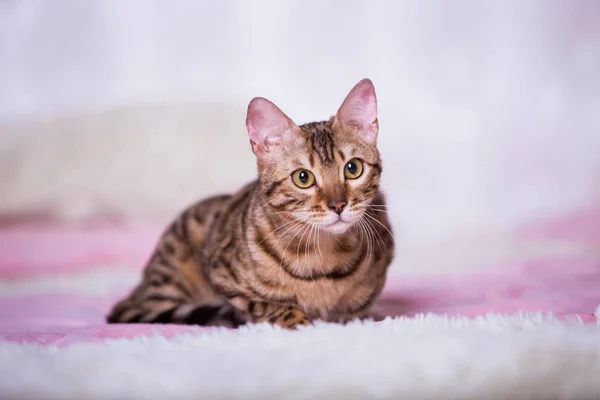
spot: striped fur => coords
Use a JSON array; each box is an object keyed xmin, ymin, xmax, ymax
[{"xmin": 107, "ymin": 79, "xmax": 394, "ymax": 329}]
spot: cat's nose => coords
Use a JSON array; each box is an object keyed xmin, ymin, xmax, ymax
[{"xmin": 327, "ymin": 200, "xmax": 347, "ymax": 215}]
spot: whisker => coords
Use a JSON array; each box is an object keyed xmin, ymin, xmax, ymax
[
  {"xmin": 355, "ymin": 217, "xmax": 366, "ymax": 268},
  {"xmin": 257, "ymin": 215, "xmax": 309, "ymax": 246},
  {"xmin": 295, "ymin": 219, "xmax": 313, "ymax": 272},
  {"xmin": 258, "ymin": 204, "xmax": 314, "ymax": 220},
  {"xmin": 363, "ymin": 212, "xmax": 396, "ymax": 244},
  {"xmin": 363, "ymin": 219, "xmax": 382, "ymax": 253},
  {"xmin": 376, "ymin": 188, "xmax": 393, "ymax": 195},
  {"xmin": 306, "ymin": 223, "xmax": 319, "ymax": 279},
  {"xmin": 280, "ymin": 216, "xmax": 313, "ymax": 276},
  {"xmin": 276, "ymin": 221, "xmax": 305, "ymax": 285},
  {"xmin": 357, "ymin": 218, "xmax": 374, "ymax": 267},
  {"xmin": 359, "ymin": 205, "xmax": 389, "ymax": 214},
  {"xmin": 313, "ymin": 222, "xmax": 327, "ymax": 277},
  {"xmin": 315, "ymin": 223, "xmax": 325, "ymax": 266},
  {"xmin": 305, "ymin": 223, "xmax": 313, "ymax": 267},
  {"xmin": 256, "ymin": 209, "xmax": 292, "ymax": 222},
  {"xmin": 363, "ymin": 216, "xmax": 385, "ymax": 253},
  {"xmin": 252, "ymin": 194, "xmax": 287, "ymax": 216},
  {"xmin": 364, "ymin": 219, "xmax": 375, "ymax": 266}
]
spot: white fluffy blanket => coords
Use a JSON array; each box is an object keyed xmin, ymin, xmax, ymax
[{"xmin": 2, "ymin": 313, "xmax": 600, "ymax": 399}]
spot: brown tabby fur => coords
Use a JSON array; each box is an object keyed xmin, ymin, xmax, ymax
[{"xmin": 107, "ymin": 79, "xmax": 394, "ymax": 329}]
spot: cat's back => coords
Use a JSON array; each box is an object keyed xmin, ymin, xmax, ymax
[
  {"xmin": 193, "ymin": 179, "xmax": 258, "ymax": 248},
  {"xmin": 185, "ymin": 179, "xmax": 259, "ymax": 242}
]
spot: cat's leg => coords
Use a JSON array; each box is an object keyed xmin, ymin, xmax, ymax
[
  {"xmin": 106, "ymin": 254, "xmax": 231, "ymax": 326},
  {"xmin": 331, "ymin": 275, "xmax": 389, "ymax": 324},
  {"xmin": 105, "ymin": 251, "xmax": 246, "ymax": 328},
  {"xmin": 107, "ymin": 297, "xmax": 246, "ymax": 328},
  {"xmin": 106, "ymin": 196, "xmax": 246, "ymax": 328}
]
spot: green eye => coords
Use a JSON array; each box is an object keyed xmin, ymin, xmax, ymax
[
  {"xmin": 344, "ymin": 158, "xmax": 363, "ymax": 179},
  {"xmin": 292, "ymin": 169, "xmax": 315, "ymax": 189}
]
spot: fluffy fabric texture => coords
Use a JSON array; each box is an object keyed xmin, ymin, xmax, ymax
[{"xmin": 1, "ymin": 314, "xmax": 600, "ymax": 399}]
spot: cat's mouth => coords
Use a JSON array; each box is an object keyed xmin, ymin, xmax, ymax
[{"xmin": 320, "ymin": 215, "xmax": 354, "ymax": 234}]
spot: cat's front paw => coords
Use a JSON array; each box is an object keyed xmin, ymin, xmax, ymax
[{"xmin": 270, "ymin": 307, "xmax": 312, "ymax": 330}]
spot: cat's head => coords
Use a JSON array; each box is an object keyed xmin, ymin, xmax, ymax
[{"xmin": 246, "ymin": 78, "xmax": 382, "ymax": 234}]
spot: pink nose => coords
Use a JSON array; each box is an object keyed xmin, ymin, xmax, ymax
[{"xmin": 328, "ymin": 201, "xmax": 347, "ymax": 215}]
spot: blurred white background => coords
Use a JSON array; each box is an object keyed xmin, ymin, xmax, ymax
[{"xmin": 1, "ymin": 0, "xmax": 599, "ymax": 275}]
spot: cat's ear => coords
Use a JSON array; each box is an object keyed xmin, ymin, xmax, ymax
[
  {"xmin": 246, "ymin": 97, "xmax": 299, "ymax": 157},
  {"xmin": 335, "ymin": 78, "xmax": 378, "ymax": 143}
]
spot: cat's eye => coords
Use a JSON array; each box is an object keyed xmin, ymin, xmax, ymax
[
  {"xmin": 292, "ymin": 169, "xmax": 316, "ymax": 189},
  {"xmin": 344, "ymin": 158, "xmax": 364, "ymax": 179}
]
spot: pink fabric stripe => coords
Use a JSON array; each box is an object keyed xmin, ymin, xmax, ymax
[
  {"xmin": 0, "ymin": 222, "xmax": 161, "ymax": 279},
  {"xmin": 0, "ymin": 206, "xmax": 598, "ymax": 347},
  {"xmin": 1, "ymin": 254, "xmax": 598, "ymax": 346},
  {"xmin": 518, "ymin": 206, "xmax": 600, "ymax": 243}
]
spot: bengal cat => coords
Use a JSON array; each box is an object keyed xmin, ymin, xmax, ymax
[{"xmin": 106, "ymin": 78, "xmax": 395, "ymax": 329}]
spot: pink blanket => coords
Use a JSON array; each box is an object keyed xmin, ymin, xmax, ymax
[{"xmin": 1, "ymin": 208, "xmax": 599, "ymax": 346}]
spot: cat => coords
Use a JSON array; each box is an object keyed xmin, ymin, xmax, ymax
[{"xmin": 106, "ymin": 78, "xmax": 395, "ymax": 329}]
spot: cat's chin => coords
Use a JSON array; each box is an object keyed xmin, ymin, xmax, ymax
[{"xmin": 320, "ymin": 219, "xmax": 353, "ymax": 235}]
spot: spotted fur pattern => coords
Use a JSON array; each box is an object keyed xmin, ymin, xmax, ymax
[{"xmin": 107, "ymin": 79, "xmax": 394, "ymax": 329}]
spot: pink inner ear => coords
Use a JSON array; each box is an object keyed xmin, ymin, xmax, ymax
[
  {"xmin": 246, "ymin": 97, "xmax": 296, "ymax": 154},
  {"xmin": 337, "ymin": 79, "xmax": 378, "ymax": 141}
]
